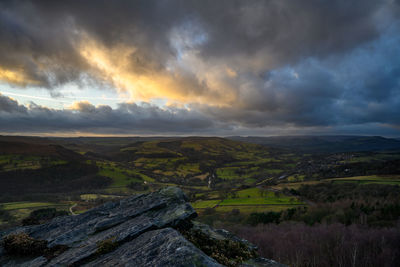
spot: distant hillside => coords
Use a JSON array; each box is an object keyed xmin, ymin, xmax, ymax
[
  {"xmin": 0, "ymin": 136, "xmax": 85, "ymax": 161},
  {"xmin": 0, "ymin": 141, "xmax": 84, "ymax": 161},
  {"xmin": 0, "ymin": 138, "xmax": 108, "ymax": 200},
  {"xmin": 121, "ymin": 137, "xmax": 263, "ymax": 156},
  {"xmin": 228, "ymin": 136, "xmax": 400, "ymax": 153},
  {"xmin": 84, "ymin": 136, "xmax": 270, "ymax": 161},
  {"xmin": 84, "ymin": 137, "xmax": 296, "ymax": 187}
]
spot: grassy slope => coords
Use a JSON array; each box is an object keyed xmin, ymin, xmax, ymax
[
  {"xmin": 119, "ymin": 137, "xmax": 295, "ymax": 184},
  {"xmin": 87, "ymin": 137, "xmax": 301, "ymax": 199},
  {"xmin": 2, "ymin": 136, "xmax": 400, "ymax": 227},
  {"xmin": 192, "ymin": 187, "xmax": 304, "ymax": 214},
  {"xmin": 272, "ymin": 175, "xmax": 400, "ymax": 190},
  {"xmin": 328, "ymin": 175, "xmax": 400, "ymax": 185}
]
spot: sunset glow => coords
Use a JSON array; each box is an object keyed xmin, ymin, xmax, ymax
[{"xmin": 0, "ymin": 0, "xmax": 399, "ymax": 136}]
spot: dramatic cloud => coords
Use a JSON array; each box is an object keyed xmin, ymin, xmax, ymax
[
  {"xmin": 1, "ymin": 93, "xmax": 399, "ymax": 137},
  {"xmin": 0, "ymin": 94, "xmax": 27, "ymax": 113},
  {"xmin": 0, "ymin": 94, "xmax": 223, "ymax": 134},
  {"xmin": 0, "ymin": 0, "xmax": 399, "ymax": 135}
]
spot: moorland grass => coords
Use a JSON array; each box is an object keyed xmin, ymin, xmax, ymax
[
  {"xmin": 328, "ymin": 175, "xmax": 400, "ymax": 185},
  {"xmin": 191, "ymin": 200, "xmax": 220, "ymax": 209},
  {"xmin": 1, "ymin": 202, "xmax": 63, "ymax": 210}
]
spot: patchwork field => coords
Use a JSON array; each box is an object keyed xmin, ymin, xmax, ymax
[
  {"xmin": 214, "ymin": 205, "xmax": 296, "ymax": 213},
  {"xmin": 80, "ymin": 194, "xmax": 122, "ymax": 201},
  {"xmin": 0, "ymin": 155, "xmax": 67, "ymax": 172},
  {"xmin": 1, "ymin": 136, "xmax": 400, "ymax": 229},
  {"xmin": 328, "ymin": 175, "xmax": 400, "ymax": 185},
  {"xmin": 271, "ymin": 175, "xmax": 400, "ymax": 191},
  {"xmin": 192, "ymin": 187, "xmax": 304, "ymax": 215},
  {"xmin": 71, "ymin": 138, "xmax": 303, "ymax": 195}
]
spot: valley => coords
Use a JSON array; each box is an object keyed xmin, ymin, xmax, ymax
[
  {"xmin": 1, "ymin": 135, "xmax": 399, "ymax": 229},
  {"xmin": 1, "ymin": 135, "xmax": 400, "ymax": 266}
]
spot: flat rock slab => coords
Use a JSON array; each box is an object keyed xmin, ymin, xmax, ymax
[
  {"xmin": 84, "ymin": 228, "xmax": 222, "ymax": 267},
  {"xmin": 0, "ymin": 187, "xmax": 286, "ymax": 267}
]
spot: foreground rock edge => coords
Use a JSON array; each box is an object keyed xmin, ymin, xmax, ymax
[{"xmin": 0, "ymin": 187, "xmax": 286, "ymax": 267}]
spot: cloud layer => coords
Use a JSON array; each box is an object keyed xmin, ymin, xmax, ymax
[
  {"xmin": 0, "ymin": 94, "xmax": 225, "ymax": 134},
  {"xmin": 0, "ymin": 0, "xmax": 399, "ymax": 135}
]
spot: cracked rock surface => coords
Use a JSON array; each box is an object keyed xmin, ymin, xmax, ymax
[{"xmin": 0, "ymin": 187, "xmax": 286, "ymax": 267}]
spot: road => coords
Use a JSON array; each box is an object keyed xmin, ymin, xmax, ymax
[{"xmin": 69, "ymin": 203, "xmax": 77, "ymax": 215}]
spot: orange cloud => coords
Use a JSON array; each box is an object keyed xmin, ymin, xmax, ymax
[
  {"xmin": 78, "ymin": 36, "xmax": 238, "ymax": 106},
  {"xmin": 0, "ymin": 67, "xmax": 40, "ymax": 86},
  {"xmin": 69, "ymin": 100, "xmax": 95, "ymax": 112}
]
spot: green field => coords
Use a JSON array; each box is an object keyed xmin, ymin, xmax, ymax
[
  {"xmin": 287, "ymin": 174, "xmax": 305, "ymax": 182},
  {"xmin": 1, "ymin": 202, "xmax": 61, "ymax": 210},
  {"xmin": 328, "ymin": 175, "xmax": 400, "ymax": 185},
  {"xmin": 0, "ymin": 201, "xmax": 71, "ymax": 223},
  {"xmin": 219, "ymin": 188, "xmax": 302, "ymax": 206},
  {"xmin": 215, "ymin": 205, "xmax": 297, "ymax": 213},
  {"xmin": 118, "ymin": 137, "xmax": 299, "ymax": 183},
  {"xmin": 1, "ymin": 135, "xmax": 400, "ymax": 235},
  {"xmin": 80, "ymin": 194, "xmax": 122, "ymax": 201},
  {"xmin": 271, "ymin": 175, "xmax": 400, "ymax": 190},
  {"xmin": 272, "ymin": 180, "xmax": 322, "ymax": 190},
  {"xmin": 216, "ymin": 167, "xmax": 241, "ymax": 180},
  {"xmin": 97, "ymin": 161, "xmax": 152, "ymax": 187},
  {"xmin": 192, "ymin": 187, "xmax": 304, "ymax": 215},
  {"xmin": 191, "ymin": 200, "xmax": 220, "ymax": 209},
  {"xmin": 0, "ymin": 155, "xmax": 67, "ymax": 172}
]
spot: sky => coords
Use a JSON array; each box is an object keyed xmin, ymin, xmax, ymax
[{"xmin": 0, "ymin": 0, "xmax": 400, "ymax": 137}]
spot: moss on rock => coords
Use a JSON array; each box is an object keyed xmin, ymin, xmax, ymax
[
  {"xmin": 2, "ymin": 232, "xmax": 48, "ymax": 256},
  {"xmin": 179, "ymin": 224, "xmax": 257, "ymax": 266},
  {"xmin": 96, "ymin": 237, "xmax": 119, "ymax": 255}
]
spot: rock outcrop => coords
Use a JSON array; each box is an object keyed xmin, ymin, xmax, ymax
[{"xmin": 0, "ymin": 187, "xmax": 285, "ymax": 266}]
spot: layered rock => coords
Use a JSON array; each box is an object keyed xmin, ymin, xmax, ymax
[{"xmin": 0, "ymin": 187, "xmax": 285, "ymax": 267}]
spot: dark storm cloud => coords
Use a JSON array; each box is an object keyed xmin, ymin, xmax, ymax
[
  {"xmin": 0, "ymin": 90, "xmax": 398, "ymax": 136},
  {"xmin": 0, "ymin": 94, "xmax": 223, "ymax": 134},
  {"xmin": 0, "ymin": 93, "xmax": 27, "ymax": 113},
  {"xmin": 0, "ymin": 0, "xmax": 396, "ymax": 86},
  {"xmin": 194, "ymin": 24, "xmax": 400, "ymax": 129},
  {"xmin": 0, "ymin": 1, "xmax": 86, "ymax": 87},
  {"xmin": 191, "ymin": 0, "xmax": 389, "ymax": 67},
  {"xmin": 0, "ymin": 0, "xmax": 400, "ymax": 135}
]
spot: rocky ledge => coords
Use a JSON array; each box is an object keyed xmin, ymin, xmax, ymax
[{"xmin": 0, "ymin": 187, "xmax": 285, "ymax": 267}]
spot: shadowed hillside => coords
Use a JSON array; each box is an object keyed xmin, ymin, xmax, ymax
[{"xmin": 0, "ymin": 138, "xmax": 110, "ymax": 202}]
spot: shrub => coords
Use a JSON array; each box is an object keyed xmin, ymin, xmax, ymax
[
  {"xmin": 96, "ymin": 237, "xmax": 118, "ymax": 255},
  {"xmin": 127, "ymin": 181, "xmax": 149, "ymax": 191},
  {"xmin": 2, "ymin": 233, "xmax": 48, "ymax": 256},
  {"xmin": 22, "ymin": 208, "xmax": 69, "ymax": 226},
  {"xmin": 180, "ymin": 227, "xmax": 256, "ymax": 267}
]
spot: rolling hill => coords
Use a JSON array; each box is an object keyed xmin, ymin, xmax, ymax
[
  {"xmin": 228, "ymin": 135, "xmax": 400, "ymax": 153},
  {"xmin": 0, "ymin": 138, "xmax": 109, "ymax": 200}
]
